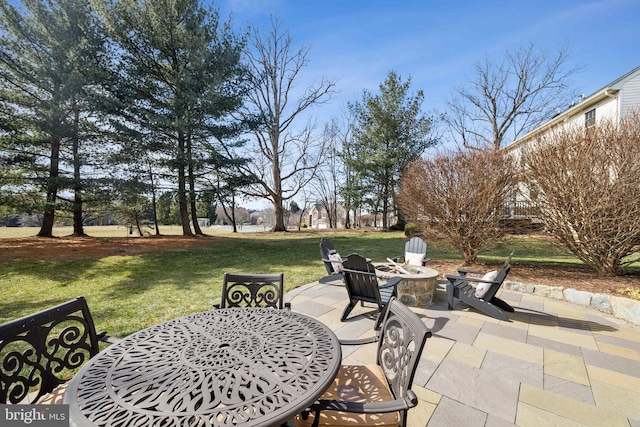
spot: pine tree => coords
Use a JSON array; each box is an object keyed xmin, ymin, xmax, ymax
[
  {"xmin": 348, "ymin": 71, "xmax": 437, "ymax": 229},
  {"xmin": 95, "ymin": 0, "xmax": 247, "ymax": 236},
  {"xmin": 0, "ymin": 0, "xmax": 107, "ymax": 236}
]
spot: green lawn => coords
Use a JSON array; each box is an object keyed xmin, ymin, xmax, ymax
[{"xmin": 0, "ymin": 227, "xmax": 610, "ymax": 338}]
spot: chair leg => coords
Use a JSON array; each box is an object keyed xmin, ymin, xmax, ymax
[
  {"xmin": 341, "ymin": 299, "xmax": 357, "ymax": 322},
  {"xmin": 374, "ymin": 304, "xmax": 390, "ymax": 330},
  {"xmin": 446, "ymin": 283, "xmax": 455, "ymax": 310}
]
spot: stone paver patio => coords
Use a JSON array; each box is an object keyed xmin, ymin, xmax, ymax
[{"xmin": 285, "ymin": 275, "xmax": 640, "ymax": 427}]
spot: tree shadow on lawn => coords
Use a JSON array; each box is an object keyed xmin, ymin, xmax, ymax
[
  {"xmin": 0, "ymin": 234, "xmax": 410, "ymax": 326},
  {"xmin": 100, "ymin": 236, "xmax": 352, "ymax": 298}
]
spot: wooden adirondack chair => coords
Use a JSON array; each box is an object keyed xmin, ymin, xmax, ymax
[
  {"xmin": 340, "ymin": 253, "xmax": 402, "ymax": 329},
  {"xmin": 320, "ymin": 238, "xmax": 344, "ymax": 275},
  {"xmin": 444, "ymin": 251, "xmax": 515, "ymax": 321},
  {"xmin": 391, "ymin": 236, "xmax": 430, "ymax": 266}
]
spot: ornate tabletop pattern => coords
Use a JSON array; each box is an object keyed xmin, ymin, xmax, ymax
[{"xmin": 67, "ymin": 308, "xmax": 341, "ymax": 427}]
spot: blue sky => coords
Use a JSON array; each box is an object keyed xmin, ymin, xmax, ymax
[
  {"xmin": 218, "ymin": 0, "xmax": 639, "ymax": 137},
  {"xmin": 214, "ymin": 0, "xmax": 640, "ymax": 209}
]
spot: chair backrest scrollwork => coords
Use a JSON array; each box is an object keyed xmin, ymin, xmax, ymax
[
  {"xmin": 0, "ymin": 297, "xmax": 102, "ymax": 404},
  {"xmin": 376, "ymin": 298, "xmax": 431, "ymax": 425},
  {"xmin": 219, "ymin": 273, "xmax": 287, "ymax": 309}
]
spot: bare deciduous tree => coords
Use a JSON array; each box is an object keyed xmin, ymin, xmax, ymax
[
  {"xmin": 446, "ymin": 44, "xmax": 579, "ymax": 150},
  {"xmin": 311, "ymin": 121, "xmax": 344, "ymax": 228},
  {"xmin": 521, "ymin": 113, "xmax": 640, "ymax": 276},
  {"xmin": 240, "ymin": 16, "xmax": 335, "ymax": 231},
  {"xmin": 397, "ymin": 149, "xmax": 516, "ymax": 264}
]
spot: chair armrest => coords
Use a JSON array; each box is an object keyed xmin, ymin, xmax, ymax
[
  {"xmin": 444, "ymin": 274, "xmax": 499, "ymax": 285},
  {"xmin": 390, "ymin": 256, "xmax": 402, "ymax": 263},
  {"xmin": 421, "ymin": 257, "xmax": 431, "ymax": 265},
  {"xmin": 310, "ymin": 389, "xmax": 417, "ymax": 414},
  {"xmin": 379, "ymin": 276, "xmax": 402, "ymax": 289},
  {"xmin": 456, "ymin": 268, "xmax": 486, "ymax": 276},
  {"xmin": 338, "ymin": 336, "xmax": 378, "ymax": 346}
]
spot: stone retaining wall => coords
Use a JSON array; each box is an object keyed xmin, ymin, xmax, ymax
[{"xmin": 503, "ymin": 281, "xmax": 640, "ymax": 327}]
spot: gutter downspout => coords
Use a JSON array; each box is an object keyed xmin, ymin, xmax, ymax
[{"xmin": 603, "ymin": 89, "xmax": 619, "ymax": 123}]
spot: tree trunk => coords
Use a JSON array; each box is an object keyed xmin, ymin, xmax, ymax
[
  {"xmin": 187, "ymin": 135, "xmax": 202, "ymax": 235},
  {"xmin": 149, "ymin": 166, "xmax": 160, "ymax": 236},
  {"xmin": 272, "ymin": 197, "xmax": 286, "ymax": 231},
  {"xmin": 190, "ymin": 198, "xmax": 202, "ymax": 235},
  {"xmin": 38, "ymin": 201, "xmax": 56, "ymax": 237},
  {"xmin": 134, "ymin": 212, "xmax": 143, "ymax": 236},
  {"xmin": 72, "ymin": 192, "xmax": 84, "ymax": 236},
  {"xmin": 178, "ymin": 173, "xmax": 191, "ymax": 235},
  {"xmin": 71, "ymin": 107, "xmax": 86, "ymax": 237},
  {"xmin": 231, "ymin": 193, "xmax": 237, "ymax": 233},
  {"xmin": 271, "ymin": 155, "xmax": 286, "ymax": 232},
  {"xmin": 382, "ymin": 183, "xmax": 389, "ymax": 230},
  {"xmin": 152, "ymin": 195, "xmax": 160, "ymax": 235},
  {"xmin": 37, "ymin": 134, "xmax": 61, "ymax": 238},
  {"xmin": 344, "ymin": 199, "xmax": 351, "ymax": 229},
  {"xmin": 177, "ymin": 131, "xmax": 192, "ymax": 236},
  {"xmin": 462, "ymin": 247, "xmax": 478, "ymax": 265}
]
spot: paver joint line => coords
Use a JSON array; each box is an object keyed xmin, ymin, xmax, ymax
[{"xmin": 289, "ymin": 280, "xmax": 640, "ymax": 427}]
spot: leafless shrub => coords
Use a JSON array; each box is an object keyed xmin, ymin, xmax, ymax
[
  {"xmin": 398, "ymin": 149, "xmax": 516, "ymax": 264},
  {"xmin": 521, "ymin": 112, "xmax": 640, "ymax": 276}
]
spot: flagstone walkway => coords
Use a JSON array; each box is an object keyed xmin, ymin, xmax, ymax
[{"xmin": 285, "ymin": 275, "xmax": 640, "ymax": 427}]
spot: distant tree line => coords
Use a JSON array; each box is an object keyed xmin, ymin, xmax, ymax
[
  {"xmin": 0, "ymin": 1, "xmax": 333, "ymax": 235},
  {"xmin": 0, "ymin": 1, "xmax": 441, "ymax": 237}
]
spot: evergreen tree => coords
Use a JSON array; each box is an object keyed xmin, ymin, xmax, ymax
[
  {"xmin": 0, "ymin": 0, "xmax": 107, "ymax": 237},
  {"xmin": 348, "ymin": 71, "xmax": 437, "ymax": 229},
  {"xmin": 94, "ymin": 0, "xmax": 247, "ymax": 236}
]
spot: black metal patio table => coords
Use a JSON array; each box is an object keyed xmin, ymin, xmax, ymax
[{"xmin": 63, "ymin": 307, "xmax": 342, "ymax": 427}]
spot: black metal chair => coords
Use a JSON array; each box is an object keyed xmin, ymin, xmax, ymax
[
  {"xmin": 340, "ymin": 253, "xmax": 401, "ymax": 329},
  {"xmin": 320, "ymin": 238, "xmax": 343, "ymax": 275},
  {"xmin": 391, "ymin": 236, "xmax": 430, "ymax": 266},
  {"xmin": 214, "ymin": 273, "xmax": 290, "ymax": 309},
  {"xmin": 445, "ymin": 251, "xmax": 515, "ymax": 321},
  {"xmin": 0, "ymin": 296, "xmax": 114, "ymax": 404},
  {"xmin": 297, "ymin": 298, "xmax": 431, "ymax": 427}
]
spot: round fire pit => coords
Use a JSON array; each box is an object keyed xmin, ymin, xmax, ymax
[{"xmin": 375, "ymin": 263, "xmax": 439, "ymax": 307}]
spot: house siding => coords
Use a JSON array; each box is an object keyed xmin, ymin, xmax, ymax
[
  {"xmin": 621, "ymin": 73, "xmax": 640, "ymax": 116},
  {"xmin": 503, "ymin": 65, "xmax": 640, "ymax": 219},
  {"xmin": 595, "ymin": 97, "xmax": 619, "ymax": 123},
  {"xmin": 505, "ymin": 66, "xmax": 640, "ymax": 154}
]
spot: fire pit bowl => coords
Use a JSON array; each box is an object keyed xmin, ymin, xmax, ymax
[{"xmin": 374, "ymin": 263, "xmax": 439, "ymax": 307}]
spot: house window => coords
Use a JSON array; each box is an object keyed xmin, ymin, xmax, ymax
[{"xmin": 585, "ymin": 109, "xmax": 596, "ymax": 128}]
